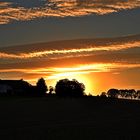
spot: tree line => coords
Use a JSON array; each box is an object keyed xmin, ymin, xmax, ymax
[
  {"xmin": 101, "ymin": 88, "xmax": 140, "ymax": 99},
  {"xmin": 0, "ymin": 77, "xmax": 140, "ymax": 99}
]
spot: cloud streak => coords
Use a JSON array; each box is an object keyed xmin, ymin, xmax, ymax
[
  {"xmin": 0, "ymin": 40, "xmax": 140, "ymax": 60},
  {"xmin": 1, "ymin": 0, "xmax": 140, "ymax": 24},
  {"xmin": 1, "ymin": 63, "xmax": 140, "ymax": 80},
  {"xmin": 0, "ymin": 35, "xmax": 140, "ymax": 93}
]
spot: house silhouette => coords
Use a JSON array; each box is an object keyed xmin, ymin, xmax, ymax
[{"xmin": 0, "ymin": 79, "xmax": 31, "ymax": 96}]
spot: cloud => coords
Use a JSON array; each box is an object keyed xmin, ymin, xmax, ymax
[
  {"xmin": 0, "ymin": 63, "xmax": 140, "ymax": 81},
  {"xmin": 0, "ymin": 35, "xmax": 140, "ymax": 60},
  {"xmin": 0, "ymin": 34, "xmax": 140, "ymax": 86},
  {"xmin": 0, "ymin": 0, "xmax": 140, "ymax": 24}
]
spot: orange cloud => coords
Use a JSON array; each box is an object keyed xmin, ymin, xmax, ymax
[
  {"xmin": 0, "ymin": 40, "xmax": 140, "ymax": 59},
  {"xmin": 1, "ymin": 62, "xmax": 140, "ymax": 83},
  {"xmin": 1, "ymin": 0, "xmax": 140, "ymax": 24}
]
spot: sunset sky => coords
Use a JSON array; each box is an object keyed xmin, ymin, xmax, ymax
[{"xmin": 0, "ymin": 0, "xmax": 140, "ymax": 95}]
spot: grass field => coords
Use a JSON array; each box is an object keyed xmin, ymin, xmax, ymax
[{"xmin": 0, "ymin": 96, "xmax": 140, "ymax": 140}]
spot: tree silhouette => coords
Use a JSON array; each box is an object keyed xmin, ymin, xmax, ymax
[
  {"xmin": 107, "ymin": 88, "xmax": 119, "ymax": 98},
  {"xmin": 119, "ymin": 89, "xmax": 127, "ymax": 98},
  {"xmin": 128, "ymin": 89, "xmax": 136, "ymax": 98},
  {"xmin": 136, "ymin": 90, "xmax": 140, "ymax": 98},
  {"xmin": 100, "ymin": 92, "xmax": 107, "ymax": 98},
  {"xmin": 119, "ymin": 89, "xmax": 136, "ymax": 99},
  {"xmin": 55, "ymin": 79, "xmax": 85, "ymax": 97},
  {"xmin": 36, "ymin": 78, "xmax": 48, "ymax": 96}
]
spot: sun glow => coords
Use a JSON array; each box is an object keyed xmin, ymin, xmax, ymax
[
  {"xmin": 1, "ymin": 62, "xmax": 140, "ymax": 95},
  {"xmin": 33, "ymin": 64, "xmax": 110, "ymax": 95},
  {"xmin": 47, "ymin": 71, "xmax": 94, "ymax": 95}
]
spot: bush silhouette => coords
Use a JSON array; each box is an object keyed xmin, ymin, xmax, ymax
[
  {"xmin": 55, "ymin": 79, "xmax": 85, "ymax": 97},
  {"xmin": 48, "ymin": 86, "xmax": 54, "ymax": 95}
]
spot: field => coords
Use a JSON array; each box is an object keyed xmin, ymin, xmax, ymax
[{"xmin": 0, "ymin": 96, "xmax": 140, "ymax": 140}]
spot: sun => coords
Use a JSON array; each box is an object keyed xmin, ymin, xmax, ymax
[{"xmin": 47, "ymin": 71, "xmax": 94, "ymax": 95}]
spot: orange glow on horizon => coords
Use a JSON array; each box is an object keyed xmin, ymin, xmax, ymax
[
  {"xmin": 1, "ymin": 61, "xmax": 140, "ymax": 95},
  {"xmin": 28, "ymin": 72, "xmax": 95, "ymax": 95},
  {"xmin": 1, "ymin": 62, "xmax": 140, "ymax": 95},
  {"xmin": 20, "ymin": 63, "xmax": 121, "ymax": 95}
]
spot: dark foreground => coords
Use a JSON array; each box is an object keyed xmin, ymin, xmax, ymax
[{"xmin": 0, "ymin": 96, "xmax": 140, "ymax": 140}]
